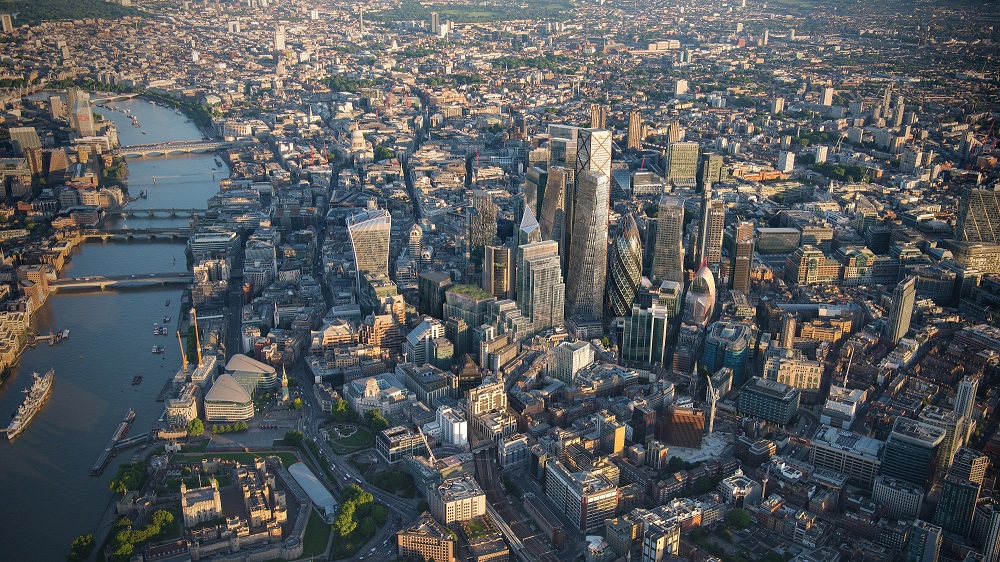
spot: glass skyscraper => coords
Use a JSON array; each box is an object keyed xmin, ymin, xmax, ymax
[{"xmin": 347, "ymin": 208, "xmax": 391, "ymax": 293}]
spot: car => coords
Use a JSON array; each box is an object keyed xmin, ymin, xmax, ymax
[{"xmin": 370, "ymin": 548, "xmax": 376, "ymax": 553}]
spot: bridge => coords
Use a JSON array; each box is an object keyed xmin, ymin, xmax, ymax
[
  {"xmin": 50, "ymin": 271, "xmax": 193, "ymax": 292},
  {"xmin": 114, "ymin": 140, "xmax": 232, "ymax": 158},
  {"xmin": 102, "ymin": 208, "xmax": 206, "ymax": 219},
  {"xmin": 92, "ymin": 93, "xmax": 140, "ymax": 103},
  {"xmin": 81, "ymin": 228, "xmax": 193, "ymax": 241}
]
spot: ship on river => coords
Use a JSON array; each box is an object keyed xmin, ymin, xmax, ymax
[{"xmin": 5, "ymin": 369, "xmax": 54, "ymax": 440}]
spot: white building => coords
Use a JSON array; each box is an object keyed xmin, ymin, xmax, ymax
[
  {"xmin": 553, "ymin": 340, "xmax": 594, "ymax": 384},
  {"xmin": 437, "ymin": 405, "xmax": 468, "ymax": 447}
]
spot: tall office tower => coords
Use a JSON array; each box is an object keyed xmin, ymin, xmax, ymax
[
  {"xmin": 770, "ymin": 97, "xmax": 785, "ymax": 115},
  {"xmin": 906, "ymin": 520, "xmax": 942, "ymax": 562},
  {"xmin": 885, "ymin": 276, "xmax": 916, "ymax": 345},
  {"xmin": 590, "ymin": 104, "xmax": 607, "ymax": 129},
  {"xmin": 484, "ymin": 246, "xmax": 515, "ymax": 300},
  {"xmin": 69, "ymin": 89, "xmax": 95, "ymax": 137},
  {"xmin": 650, "ymin": 195, "xmax": 685, "ymax": 284},
  {"xmin": 779, "ymin": 313, "xmax": 796, "ymax": 350},
  {"xmin": 730, "ymin": 221, "xmax": 755, "ymax": 292},
  {"xmin": 956, "ymin": 186, "xmax": 1000, "ymax": 244},
  {"xmin": 622, "ymin": 304, "xmax": 670, "ymax": 366},
  {"xmin": 699, "ymin": 199, "xmax": 726, "ymax": 269},
  {"xmin": 821, "ymin": 87, "xmax": 835, "ymax": 106},
  {"xmin": 525, "ymin": 166, "xmax": 547, "ymax": 219},
  {"xmin": 1, "ymin": 14, "xmax": 12, "ymax": 34},
  {"xmin": 951, "ymin": 448, "xmax": 990, "ymax": 486},
  {"xmin": 575, "ymin": 128, "xmax": 612, "ymax": 185},
  {"xmin": 49, "ymin": 95, "xmax": 64, "ymax": 120},
  {"xmin": 684, "ymin": 265, "xmax": 716, "ymax": 329},
  {"xmin": 467, "ymin": 189, "xmax": 498, "ymax": 263},
  {"xmin": 565, "ymin": 169, "xmax": 610, "ymax": 323},
  {"xmin": 956, "ymin": 375, "xmax": 980, "ymax": 421},
  {"xmin": 409, "ymin": 223, "xmax": 423, "ymax": 269},
  {"xmin": 347, "ymin": 209, "xmax": 391, "ymax": 294},
  {"xmin": 539, "ymin": 166, "xmax": 569, "ymax": 246},
  {"xmin": 935, "ymin": 475, "xmax": 980, "ymax": 537},
  {"xmin": 548, "ymin": 125, "xmax": 579, "ymax": 176},
  {"xmin": 762, "ymin": 28, "xmax": 769, "ymax": 45},
  {"xmin": 274, "ymin": 25, "xmax": 286, "ymax": 51},
  {"xmin": 430, "ymin": 12, "xmax": 440, "ymax": 34},
  {"xmin": 665, "ymin": 142, "xmax": 699, "ymax": 183},
  {"xmin": 516, "ymin": 240, "xmax": 565, "ymax": 333},
  {"xmin": 777, "ymin": 151, "xmax": 795, "ymax": 173},
  {"xmin": 880, "ymin": 417, "xmax": 945, "ymax": 487},
  {"xmin": 627, "ymin": 110, "xmax": 642, "ymax": 151},
  {"xmin": 665, "ymin": 121, "xmax": 683, "ymax": 143},
  {"xmin": 985, "ymin": 507, "xmax": 1000, "ymax": 562},
  {"xmin": 519, "ymin": 206, "xmax": 542, "ymax": 248},
  {"xmin": 894, "ymin": 95, "xmax": 906, "ymax": 128},
  {"xmin": 606, "ymin": 214, "xmax": 643, "ymax": 319},
  {"xmin": 8, "ymin": 127, "xmax": 41, "ymax": 154}
]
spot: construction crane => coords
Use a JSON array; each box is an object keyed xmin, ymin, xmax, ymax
[{"xmin": 417, "ymin": 426, "xmax": 436, "ymax": 465}]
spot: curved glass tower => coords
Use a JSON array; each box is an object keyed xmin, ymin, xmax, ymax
[{"xmin": 606, "ymin": 214, "xmax": 643, "ymax": 319}]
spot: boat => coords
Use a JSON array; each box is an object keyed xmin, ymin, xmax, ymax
[
  {"xmin": 132, "ymin": 376, "xmax": 143, "ymax": 385},
  {"xmin": 163, "ymin": 316, "xmax": 171, "ymax": 324},
  {"xmin": 165, "ymin": 299, "xmax": 171, "ymax": 307},
  {"xmin": 152, "ymin": 345, "xmax": 164, "ymax": 354},
  {"xmin": 6, "ymin": 369, "xmax": 54, "ymax": 440},
  {"xmin": 48, "ymin": 338, "xmax": 54, "ymax": 346},
  {"xmin": 61, "ymin": 330, "xmax": 70, "ymax": 339}
]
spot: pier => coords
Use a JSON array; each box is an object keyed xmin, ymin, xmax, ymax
[{"xmin": 90, "ymin": 409, "xmax": 138, "ymax": 476}]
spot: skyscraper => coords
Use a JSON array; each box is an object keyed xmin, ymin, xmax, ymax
[
  {"xmin": 956, "ymin": 375, "xmax": 980, "ymax": 421},
  {"xmin": 984, "ymin": 506, "xmax": 1000, "ymax": 562},
  {"xmin": 430, "ymin": 12, "xmax": 440, "ymax": 34},
  {"xmin": 701, "ymin": 199, "xmax": 726, "ymax": 269},
  {"xmin": 68, "ymin": 89, "xmax": 95, "ymax": 137},
  {"xmin": 627, "ymin": 110, "xmax": 642, "ymax": 151},
  {"xmin": 409, "ymin": 223, "xmax": 423, "ymax": 270},
  {"xmin": 525, "ymin": 166, "xmax": 547, "ymax": 219},
  {"xmin": 650, "ymin": 195, "xmax": 685, "ymax": 284},
  {"xmin": 622, "ymin": 304, "xmax": 670, "ymax": 367},
  {"xmin": 484, "ymin": 246, "xmax": 515, "ymax": 300},
  {"xmin": 729, "ymin": 222, "xmax": 754, "ymax": 292},
  {"xmin": 956, "ymin": 186, "xmax": 1000, "ymax": 244},
  {"xmin": 779, "ymin": 313, "xmax": 796, "ymax": 350},
  {"xmin": 590, "ymin": 104, "xmax": 607, "ymax": 129},
  {"xmin": 539, "ymin": 166, "xmax": 569, "ymax": 250},
  {"xmin": 606, "ymin": 214, "xmax": 643, "ymax": 319},
  {"xmin": 519, "ymin": 206, "xmax": 542, "ymax": 248},
  {"xmin": 935, "ymin": 475, "xmax": 980, "ymax": 537},
  {"xmin": 347, "ymin": 209, "xmax": 391, "ymax": 294},
  {"xmin": 565, "ymin": 169, "xmax": 610, "ymax": 323},
  {"xmin": 880, "ymin": 417, "xmax": 945, "ymax": 488},
  {"xmin": 885, "ymin": 276, "xmax": 916, "ymax": 345},
  {"xmin": 665, "ymin": 142, "xmax": 699, "ymax": 184},
  {"xmin": 274, "ymin": 25, "xmax": 286, "ymax": 51},
  {"xmin": 516, "ymin": 240, "xmax": 565, "ymax": 334},
  {"xmin": 467, "ymin": 189, "xmax": 498, "ymax": 263}
]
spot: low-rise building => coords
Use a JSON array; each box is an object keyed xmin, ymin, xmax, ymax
[{"xmin": 429, "ymin": 475, "xmax": 486, "ymax": 524}]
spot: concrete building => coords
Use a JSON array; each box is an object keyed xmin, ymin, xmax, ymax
[
  {"xmin": 180, "ymin": 479, "xmax": 222, "ymax": 527},
  {"xmin": 545, "ymin": 459, "xmax": 618, "ymax": 533},
  {"xmin": 641, "ymin": 522, "xmax": 680, "ymax": 562},
  {"xmin": 344, "ymin": 374, "xmax": 413, "ymax": 418},
  {"xmin": 906, "ymin": 520, "xmax": 942, "ymax": 562},
  {"xmin": 880, "ymin": 417, "xmax": 944, "ymax": 487},
  {"xmin": 376, "ymin": 425, "xmax": 427, "ymax": 463},
  {"xmin": 738, "ymin": 377, "xmax": 800, "ymax": 426},
  {"xmin": 397, "ymin": 512, "xmax": 456, "ymax": 562},
  {"xmin": 429, "ymin": 475, "xmax": 486, "ymax": 524},
  {"xmin": 436, "ymin": 405, "xmax": 468, "ymax": 447},
  {"xmin": 873, "ymin": 475, "xmax": 924, "ymax": 520},
  {"xmin": 808, "ymin": 426, "xmax": 884, "ymax": 489},
  {"xmin": 665, "ymin": 142, "xmax": 699, "ymax": 183},
  {"xmin": 553, "ymin": 340, "xmax": 594, "ymax": 384},
  {"xmin": 935, "ymin": 475, "xmax": 980, "ymax": 537},
  {"xmin": 885, "ymin": 276, "xmax": 916, "ymax": 345}
]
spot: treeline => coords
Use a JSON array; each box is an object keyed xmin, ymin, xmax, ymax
[
  {"xmin": 318, "ymin": 75, "xmax": 381, "ymax": 94},
  {"xmin": 108, "ymin": 510, "xmax": 175, "ymax": 562},
  {"xmin": 4, "ymin": 0, "xmax": 141, "ymax": 26},
  {"xmin": 331, "ymin": 484, "xmax": 388, "ymax": 558},
  {"xmin": 811, "ymin": 162, "xmax": 868, "ymax": 183}
]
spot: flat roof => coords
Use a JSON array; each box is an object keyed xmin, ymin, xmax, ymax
[{"xmin": 288, "ymin": 462, "xmax": 337, "ymax": 518}]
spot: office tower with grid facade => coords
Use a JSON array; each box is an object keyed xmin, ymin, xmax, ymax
[
  {"xmin": 347, "ymin": 209, "xmax": 391, "ymax": 293},
  {"xmin": 957, "ymin": 186, "xmax": 1000, "ymax": 244},
  {"xmin": 627, "ymin": 109, "xmax": 642, "ymax": 150},
  {"xmin": 484, "ymin": 245, "xmax": 515, "ymax": 300},
  {"xmin": 516, "ymin": 240, "xmax": 565, "ymax": 334},
  {"xmin": 885, "ymin": 276, "xmax": 916, "ymax": 345},
  {"xmin": 650, "ymin": 195, "xmax": 685, "ymax": 285}
]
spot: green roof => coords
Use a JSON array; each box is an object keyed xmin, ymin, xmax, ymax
[{"xmin": 447, "ymin": 284, "xmax": 493, "ymax": 300}]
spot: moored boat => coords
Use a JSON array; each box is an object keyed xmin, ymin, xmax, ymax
[{"xmin": 6, "ymin": 369, "xmax": 54, "ymax": 440}]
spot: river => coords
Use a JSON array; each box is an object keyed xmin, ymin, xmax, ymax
[{"xmin": 0, "ymin": 96, "xmax": 227, "ymax": 561}]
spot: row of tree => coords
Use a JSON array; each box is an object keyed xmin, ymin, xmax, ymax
[
  {"xmin": 211, "ymin": 422, "xmax": 248, "ymax": 433},
  {"xmin": 333, "ymin": 484, "xmax": 388, "ymax": 540}
]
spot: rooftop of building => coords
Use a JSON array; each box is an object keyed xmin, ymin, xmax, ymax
[
  {"xmin": 811, "ymin": 425, "xmax": 884, "ymax": 460},
  {"xmin": 399, "ymin": 511, "xmax": 453, "ymax": 541},
  {"xmin": 204, "ymin": 374, "xmax": 252, "ymax": 404},
  {"xmin": 437, "ymin": 475, "xmax": 485, "ymax": 502},
  {"xmin": 742, "ymin": 377, "xmax": 799, "ymax": 400}
]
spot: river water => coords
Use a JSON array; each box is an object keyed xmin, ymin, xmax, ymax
[{"xmin": 0, "ymin": 96, "xmax": 228, "ymax": 560}]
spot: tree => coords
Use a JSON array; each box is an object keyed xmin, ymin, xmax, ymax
[
  {"xmin": 188, "ymin": 418, "xmax": 204, "ymax": 437},
  {"xmin": 292, "ymin": 397, "xmax": 303, "ymax": 410},
  {"xmin": 365, "ymin": 409, "xmax": 390, "ymax": 432},
  {"xmin": 67, "ymin": 533, "xmax": 95, "ymax": 562},
  {"xmin": 726, "ymin": 508, "xmax": 751, "ymax": 529},
  {"xmin": 284, "ymin": 430, "xmax": 304, "ymax": 445}
]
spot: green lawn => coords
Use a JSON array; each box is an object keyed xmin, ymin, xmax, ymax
[
  {"xmin": 327, "ymin": 424, "xmax": 374, "ymax": 455},
  {"xmin": 171, "ymin": 451, "xmax": 299, "ymax": 467},
  {"xmin": 301, "ymin": 509, "xmax": 331, "ymax": 558},
  {"xmin": 464, "ymin": 517, "xmax": 491, "ymax": 538}
]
